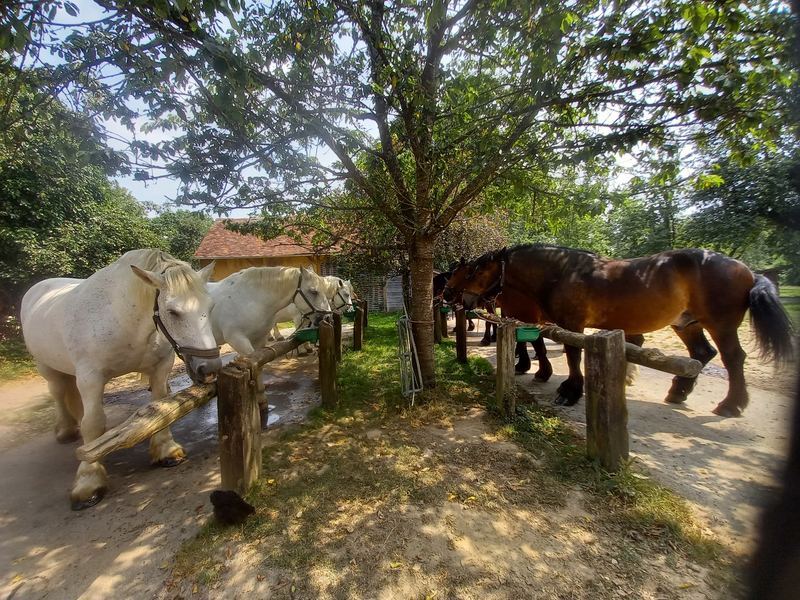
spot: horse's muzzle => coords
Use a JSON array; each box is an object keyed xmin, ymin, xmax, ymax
[
  {"xmin": 442, "ymin": 286, "xmax": 455, "ymax": 303},
  {"xmin": 186, "ymin": 356, "xmax": 223, "ymax": 384}
]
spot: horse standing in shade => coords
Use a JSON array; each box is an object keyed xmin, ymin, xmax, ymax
[
  {"xmin": 457, "ymin": 244, "xmax": 794, "ymax": 417},
  {"xmin": 208, "ymin": 265, "xmax": 332, "ymax": 357},
  {"xmin": 21, "ymin": 249, "xmax": 221, "ymax": 510},
  {"xmin": 435, "ymin": 269, "xmax": 497, "ymax": 345}
]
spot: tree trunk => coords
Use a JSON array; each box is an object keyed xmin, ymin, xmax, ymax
[{"xmin": 408, "ymin": 234, "xmax": 436, "ymax": 388}]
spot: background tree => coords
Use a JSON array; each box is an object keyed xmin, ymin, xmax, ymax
[
  {"xmin": 2, "ymin": 0, "xmax": 795, "ymax": 387},
  {"xmin": 149, "ymin": 208, "xmax": 213, "ymax": 264}
]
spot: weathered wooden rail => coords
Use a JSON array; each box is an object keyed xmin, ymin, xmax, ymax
[
  {"xmin": 454, "ymin": 308, "xmax": 703, "ymax": 471},
  {"xmin": 77, "ymin": 313, "xmax": 366, "ymax": 496}
]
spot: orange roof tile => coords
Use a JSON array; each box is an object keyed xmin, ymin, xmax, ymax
[{"xmin": 193, "ymin": 218, "xmax": 320, "ymax": 259}]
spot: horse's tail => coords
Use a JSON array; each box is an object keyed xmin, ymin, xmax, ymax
[{"xmin": 749, "ymin": 274, "xmax": 795, "ymax": 366}]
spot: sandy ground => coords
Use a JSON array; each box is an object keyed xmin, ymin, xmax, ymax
[{"xmin": 0, "ymin": 320, "xmax": 795, "ymax": 599}]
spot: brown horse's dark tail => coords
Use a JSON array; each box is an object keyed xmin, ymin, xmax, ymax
[{"xmin": 749, "ymin": 274, "xmax": 795, "ymax": 366}]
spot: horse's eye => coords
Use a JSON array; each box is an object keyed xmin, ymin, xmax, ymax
[
  {"xmin": 311, "ymin": 289, "xmax": 319, "ymax": 295},
  {"xmin": 167, "ymin": 309, "xmax": 181, "ymax": 318}
]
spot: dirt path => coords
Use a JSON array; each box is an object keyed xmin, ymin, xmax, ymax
[
  {"xmin": 469, "ymin": 324, "xmax": 796, "ymax": 554},
  {"xmin": 0, "ymin": 336, "xmax": 325, "ymax": 600},
  {"xmin": 0, "ymin": 323, "xmax": 794, "ymax": 599}
]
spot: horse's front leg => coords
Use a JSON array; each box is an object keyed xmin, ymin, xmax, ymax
[
  {"xmin": 625, "ymin": 334, "xmax": 644, "ymax": 386},
  {"xmin": 532, "ymin": 337, "xmax": 551, "ymax": 381},
  {"xmin": 705, "ymin": 327, "xmax": 747, "ymax": 418},
  {"xmin": 147, "ymin": 357, "xmax": 186, "ymax": 467},
  {"xmin": 555, "ymin": 342, "xmax": 584, "ymax": 406},
  {"xmin": 71, "ymin": 371, "xmax": 109, "ymax": 510}
]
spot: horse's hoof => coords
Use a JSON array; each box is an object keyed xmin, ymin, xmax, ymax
[
  {"xmin": 158, "ymin": 456, "xmax": 187, "ymax": 468},
  {"xmin": 71, "ymin": 489, "xmax": 106, "ymax": 511},
  {"xmin": 515, "ymin": 364, "xmax": 531, "ymax": 374},
  {"xmin": 664, "ymin": 393, "xmax": 687, "ymax": 405},
  {"xmin": 467, "ymin": 324, "xmax": 475, "ymax": 331},
  {"xmin": 534, "ymin": 371, "xmax": 552, "ymax": 382},
  {"xmin": 555, "ymin": 395, "xmax": 579, "ymax": 406},
  {"xmin": 480, "ymin": 338, "xmax": 491, "ymax": 347},
  {"xmin": 712, "ymin": 404, "xmax": 742, "ymax": 418}
]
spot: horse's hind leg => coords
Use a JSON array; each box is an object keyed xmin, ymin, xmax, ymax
[
  {"xmin": 665, "ymin": 323, "xmax": 718, "ymax": 405},
  {"xmin": 706, "ymin": 327, "xmax": 748, "ymax": 417},
  {"xmin": 625, "ymin": 334, "xmax": 644, "ymax": 386},
  {"xmin": 38, "ymin": 362, "xmax": 82, "ymax": 443},
  {"xmin": 147, "ymin": 359, "xmax": 186, "ymax": 467}
]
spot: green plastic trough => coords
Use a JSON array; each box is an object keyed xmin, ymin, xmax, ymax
[
  {"xmin": 516, "ymin": 327, "xmax": 540, "ymax": 342},
  {"xmin": 295, "ymin": 327, "xmax": 319, "ymax": 343}
]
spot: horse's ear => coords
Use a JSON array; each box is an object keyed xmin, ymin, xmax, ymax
[
  {"xmin": 460, "ymin": 257, "xmax": 466, "ymax": 266},
  {"xmin": 338, "ymin": 280, "xmax": 344, "ymax": 287},
  {"xmin": 198, "ymin": 261, "xmax": 216, "ymax": 284},
  {"xmin": 131, "ymin": 265, "xmax": 165, "ymax": 289},
  {"xmin": 494, "ymin": 247, "xmax": 507, "ymax": 261},
  {"xmin": 307, "ymin": 264, "xmax": 316, "ymax": 273}
]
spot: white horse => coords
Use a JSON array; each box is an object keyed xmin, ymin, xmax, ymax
[
  {"xmin": 270, "ymin": 276, "xmax": 355, "ymax": 342},
  {"xmin": 21, "ymin": 249, "xmax": 221, "ymax": 510},
  {"xmin": 208, "ymin": 265, "xmax": 332, "ymax": 357}
]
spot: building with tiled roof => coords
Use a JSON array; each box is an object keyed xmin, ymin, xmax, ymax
[{"xmin": 193, "ymin": 218, "xmax": 330, "ymax": 281}]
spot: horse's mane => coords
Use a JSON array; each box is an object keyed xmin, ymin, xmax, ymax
[
  {"xmin": 235, "ymin": 265, "xmax": 301, "ymax": 290},
  {"xmin": 116, "ymin": 249, "xmax": 208, "ymax": 306}
]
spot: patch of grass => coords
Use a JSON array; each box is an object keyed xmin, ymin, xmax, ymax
[
  {"xmin": 0, "ymin": 337, "xmax": 37, "ymax": 382},
  {"xmin": 783, "ymin": 302, "xmax": 800, "ymax": 328},
  {"xmin": 780, "ymin": 285, "xmax": 800, "ymax": 298}
]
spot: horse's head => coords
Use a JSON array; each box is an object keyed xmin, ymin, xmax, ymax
[
  {"xmin": 131, "ymin": 261, "xmax": 222, "ymax": 384},
  {"xmin": 442, "ymin": 258, "xmax": 471, "ymax": 304},
  {"xmin": 461, "ymin": 247, "xmax": 507, "ymax": 310},
  {"xmin": 293, "ymin": 266, "xmax": 332, "ymax": 325},
  {"xmin": 327, "ymin": 277, "xmax": 353, "ymax": 312}
]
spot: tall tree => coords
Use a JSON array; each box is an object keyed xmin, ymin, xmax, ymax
[{"xmin": 3, "ymin": 0, "xmax": 795, "ymax": 387}]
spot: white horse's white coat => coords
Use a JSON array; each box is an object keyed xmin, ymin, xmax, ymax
[
  {"xmin": 270, "ymin": 276, "xmax": 354, "ymax": 341},
  {"xmin": 21, "ymin": 249, "xmax": 221, "ymax": 509},
  {"xmin": 208, "ymin": 265, "xmax": 332, "ymax": 357}
]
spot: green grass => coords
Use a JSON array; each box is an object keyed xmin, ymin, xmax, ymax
[
  {"xmin": 780, "ymin": 284, "xmax": 800, "ymax": 298},
  {"xmin": 0, "ymin": 337, "xmax": 37, "ymax": 382}
]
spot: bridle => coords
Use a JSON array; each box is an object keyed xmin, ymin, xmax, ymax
[
  {"xmin": 152, "ymin": 289, "xmax": 221, "ymax": 362},
  {"xmin": 330, "ymin": 286, "xmax": 351, "ymax": 312},
  {"xmin": 292, "ymin": 269, "xmax": 332, "ymax": 321},
  {"xmin": 461, "ymin": 259, "xmax": 506, "ymax": 307}
]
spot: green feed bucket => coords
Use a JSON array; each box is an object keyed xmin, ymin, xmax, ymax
[
  {"xmin": 440, "ymin": 306, "xmax": 452, "ymax": 314},
  {"xmin": 516, "ymin": 327, "xmax": 540, "ymax": 342},
  {"xmin": 296, "ymin": 327, "xmax": 319, "ymax": 343},
  {"xmin": 466, "ymin": 311, "xmax": 478, "ymax": 319}
]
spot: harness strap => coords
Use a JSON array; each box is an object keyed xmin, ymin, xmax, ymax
[{"xmin": 153, "ymin": 289, "xmax": 221, "ymax": 361}]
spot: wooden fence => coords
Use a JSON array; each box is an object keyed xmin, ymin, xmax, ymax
[
  {"xmin": 77, "ymin": 308, "xmax": 369, "ymax": 496},
  {"xmin": 449, "ymin": 308, "xmax": 702, "ymax": 471}
]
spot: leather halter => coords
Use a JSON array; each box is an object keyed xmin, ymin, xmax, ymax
[
  {"xmin": 153, "ymin": 289, "xmax": 221, "ymax": 362},
  {"xmin": 292, "ymin": 269, "xmax": 332, "ymax": 320},
  {"xmin": 331, "ymin": 286, "xmax": 351, "ymax": 312},
  {"xmin": 461, "ymin": 259, "xmax": 505, "ymax": 307}
]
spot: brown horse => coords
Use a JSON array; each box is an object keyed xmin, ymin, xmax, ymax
[
  {"xmin": 455, "ymin": 244, "xmax": 794, "ymax": 417},
  {"xmin": 436, "ymin": 268, "xmax": 497, "ymax": 345}
]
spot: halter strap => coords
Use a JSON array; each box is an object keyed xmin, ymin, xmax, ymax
[
  {"xmin": 292, "ymin": 269, "xmax": 332, "ymax": 320},
  {"xmin": 330, "ymin": 286, "xmax": 351, "ymax": 312},
  {"xmin": 152, "ymin": 289, "xmax": 221, "ymax": 362}
]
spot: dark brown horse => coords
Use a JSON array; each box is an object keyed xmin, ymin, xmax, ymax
[
  {"xmin": 444, "ymin": 259, "xmax": 541, "ymax": 364},
  {"xmin": 436, "ymin": 269, "xmax": 497, "ymax": 345},
  {"xmin": 455, "ymin": 244, "xmax": 794, "ymax": 417}
]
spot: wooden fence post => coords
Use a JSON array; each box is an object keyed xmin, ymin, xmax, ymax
[
  {"xmin": 434, "ymin": 300, "xmax": 443, "ymax": 344},
  {"xmin": 362, "ymin": 299, "xmax": 368, "ymax": 329},
  {"xmin": 319, "ymin": 320, "xmax": 338, "ymax": 408},
  {"xmin": 584, "ymin": 329, "xmax": 629, "ymax": 471},
  {"xmin": 456, "ymin": 308, "xmax": 467, "ymax": 363},
  {"xmin": 440, "ymin": 306, "xmax": 449, "ymax": 338},
  {"xmin": 353, "ymin": 306, "xmax": 365, "ymax": 351},
  {"xmin": 217, "ymin": 360, "xmax": 262, "ymax": 495},
  {"xmin": 333, "ymin": 312, "xmax": 342, "ymax": 362},
  {"xmin": 496, "ymin": 322, "xmax": 517, "ymax": 418}
]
